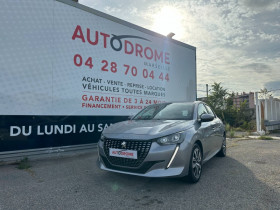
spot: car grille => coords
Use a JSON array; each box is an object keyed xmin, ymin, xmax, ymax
[
  {"xmin": 103, "ymin": 139, "xmax": 152, "ymax": 167},
  {"xmin": 101, "ymin": 156, "xmax": 159, "ymax": 174}
]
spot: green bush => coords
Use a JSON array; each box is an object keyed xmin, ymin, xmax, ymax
[
  {"xmin": 17, "ymin": 157, "xmax": 31, "ymax": 170},
  {"xmin": 258, "ymin": 136, "xmax": 273, "ymax": 140},
  {"xmin": 248, "ymin": 121, "xmax": 256, "ymax": 131},
  {"xmin": 229, "ymin": 129, "xmax": 235, "ymax": 138},
  {"xmin": 225, "ymin": 123, "xmax": 231, "ymax": 132},
  {"xmin": 240, "ymin": 121, "xmax": 248, "ymax": 130},
  {"xmin": 234, "ymin": 127, "xmax": 244, "ymax": 132}
]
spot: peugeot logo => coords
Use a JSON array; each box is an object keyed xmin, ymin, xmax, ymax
[{"xmin": 121, "ymin": 141, "xmax": 127, "ymax": 149}]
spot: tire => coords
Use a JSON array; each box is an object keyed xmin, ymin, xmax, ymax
[
  {"xmin": 217, "ymin": 135, "xmax": 226, "ymax": 157},
  {"xmin": 185, "ymin": 143, "xmax": 202, "ymax": 183}
]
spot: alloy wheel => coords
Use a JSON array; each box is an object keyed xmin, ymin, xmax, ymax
[
  {"xmin": 222, "ymin": 136, "xmax": 226, "ymax": 155},
  {"xmin": 192, "ymin": 147, "xmax": 202, "ymax": 179}
]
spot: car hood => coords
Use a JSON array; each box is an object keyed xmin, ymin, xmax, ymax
[{"xmin": 103, "ymin": 120, "xmax": 195, "ymax": 140}]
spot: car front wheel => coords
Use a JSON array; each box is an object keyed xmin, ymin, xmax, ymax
[
  {"xmin": 186, "ymin": 143, "xmax": 202, "ymax": 183},
  {"xmin": 217, "ymin": 135, "xmax": 226, "ymax": 157}
]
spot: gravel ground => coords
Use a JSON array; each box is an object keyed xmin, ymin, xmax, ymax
[{"xmin": 0, "ymin": 139, "xmax": 279, "ymax": 210}]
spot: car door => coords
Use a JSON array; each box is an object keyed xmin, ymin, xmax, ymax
[
  {"xmin": 205, "ymin": 104, "xmax": 223, "ymax": 152},
  {"xmin": 197, "ymin": 103, "xmax": 215, "ymax": 159}
]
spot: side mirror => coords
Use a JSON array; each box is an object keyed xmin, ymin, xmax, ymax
[{"xmin": 200, "ymin": 114, "xmax": 214, "ymax": 122}]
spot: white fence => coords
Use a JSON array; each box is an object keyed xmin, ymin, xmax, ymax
[
  {"xmin": 255, "ymin": 93, "xmax": 280, "ymax": 132},
  {"xmin": 264, "ymin": 97, "xmax": 280, "ymax": 121}
]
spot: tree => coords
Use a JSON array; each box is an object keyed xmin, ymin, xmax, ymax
[
  {"xmin": 206, "ymin": 82, "xmax": 228, "ymax": 121},
  {"xmin": 205, "ymin": 83, "xmax": 255, "ymax": 129},
  {"xmin": 259, "ymin": 88, "xmax": 272, "ymax": 99},
  {"xmin": 223, "ymin": 92, "xmax": 238, "ymax": 126}
]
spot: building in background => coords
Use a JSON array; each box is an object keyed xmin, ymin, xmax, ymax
[{"xmin": 233, "ymin": 92, "xmax": 255, "ymax": 109}]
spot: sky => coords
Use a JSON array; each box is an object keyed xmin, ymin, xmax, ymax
[{"xmin": 79, "ymin": 0, "xmax": 280, "ymax": 98}]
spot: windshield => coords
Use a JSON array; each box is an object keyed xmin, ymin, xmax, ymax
[{"xmin": 132, "ymin": 103, "xmax": 194, "ymax": 120}]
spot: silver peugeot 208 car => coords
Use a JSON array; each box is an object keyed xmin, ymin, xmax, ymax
[{"xmin": 97, "ymin": 101, "xmax": 226, "ymax": 183}]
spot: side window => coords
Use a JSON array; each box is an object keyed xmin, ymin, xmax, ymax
[
  {"xmin": 197, "ymin": 104, "xmax": 208, "ymax": 118},
  {"xmin": 205, "ymin": 104, "xmax": 215, "ymax": 117}
]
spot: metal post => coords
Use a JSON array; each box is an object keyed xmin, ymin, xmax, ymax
[
  {"xmin": 259, "ymin": 101, "xmax": 262, "ymax": 131},
  {"xmin": 264, "ymin": 98, "xmax": 268, "ymax": 120},
  {"xmin": 275, "ymin": 101, "xmax": 278, "ymax": 120},
  {"xmin": 279, "ymin": 101, "xmax": 280, "ymax": 120},
  {"xmin": 270, "ymin": 97, "xmax": 273, "ymax": 120},
  {"xmin": 255, "ymin": 92, "xmax": 260, "ymax": 133},
  {"xmin": 206, "ymin": 84, "xmax": 208, "ymax": 98}
]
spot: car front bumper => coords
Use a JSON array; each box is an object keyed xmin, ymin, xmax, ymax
[{"xmin": 97, "ymin": 139, "xmax": 192, "ymax": 178}]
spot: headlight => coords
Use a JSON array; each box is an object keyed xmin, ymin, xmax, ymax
[
  {"xmin": 100, "ymin": 134, "xmax": 106, "ymax": 141},
  {"xmin": 157, "ymin": 132, "xmax": 185, "ymax": 145}
]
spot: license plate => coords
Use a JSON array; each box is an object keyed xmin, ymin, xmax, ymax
[{"xmin": 109, "ymin": 148, "xmax": 137, "ymax": 159}]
